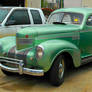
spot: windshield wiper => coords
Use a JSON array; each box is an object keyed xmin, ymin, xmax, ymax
[{"xmin": 53, "ymin": 22, "xmax": 66, "ymax": 25}]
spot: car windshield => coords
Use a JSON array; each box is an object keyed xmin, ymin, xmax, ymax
[
  {"xmin": 47, "ymin": 12, "xmax": 83, "ymax": 25},
  {"xmin": 0, "ymin": 8, "xmax": 11, "ymax": 23}
]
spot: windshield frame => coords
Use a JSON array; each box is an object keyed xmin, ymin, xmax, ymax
[{"xmin": 47, "ymin": 12, "xmax": 84, "ymax": 25}]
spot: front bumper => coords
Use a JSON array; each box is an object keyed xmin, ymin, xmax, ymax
[{"xmin": 0, "ymin": 57, "xmax": 44, "ymax": 76}]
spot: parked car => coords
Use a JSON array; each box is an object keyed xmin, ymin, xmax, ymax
[
  {"xmin": 0, "ymin": 8, "xmax": 92, "ymax": 86},
  {"xmin": 0, "ymin": 7, "xmax": 45, "ymax": 38}
]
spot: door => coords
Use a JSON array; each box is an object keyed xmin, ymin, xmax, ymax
[
  {"xmin": 1, "ymin": 9, "xmax": 31, "ymax": 37},
  {"xmin": 80, "ymin": 15, "xmax": 92, "ymax": 58}
]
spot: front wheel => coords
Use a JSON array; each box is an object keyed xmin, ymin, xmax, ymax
[{"xmin": 49, "ymin": 55, "xmax": 66, "ymax": 86}]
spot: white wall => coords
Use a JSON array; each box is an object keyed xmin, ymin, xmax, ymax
[
  {"xmin": 26, "ymin": 0, "xmax": 92, "ymax": 9},
  {"xmin": 82, "ymin": 0, "xmax": 92, "ymax": 7},
  {"xmin": 64, "ymin": 0, "xmax": 82, "ymax": 8},
  {"xmin": 27, "ymin": 0, "xmax": 41, "ymax": 8},
  {"xmin": 47, "ymin": 0, "xmax": 56, "ymax": 3}
]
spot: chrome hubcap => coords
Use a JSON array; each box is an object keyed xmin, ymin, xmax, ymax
[{"xmin": 59, "ymin": 59, "xmax": 64, "ymax": 79}]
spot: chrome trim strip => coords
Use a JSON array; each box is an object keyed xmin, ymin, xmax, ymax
[
  {"xmin": 19, "ymin": 61, "xmax": 24, "ymax": 75},
  {"xmin": 37, "ymin": 30, "xmax": 92, "ymax": 40},
  {"xmin": 0, "ymin": 57, "xmax": 44, "ymax": 76},
  {"xmin": 38, "ymin": 35, "xmax": 80, "ymax": 40},
  {"xmin": 0, "ymin": 63, "xmax": 19, "ymax": 73},
  {"xmin": 0, "ymin": 57, "xmax": 22, "ymax": 62},
  {"xmin": 23, "ymin": 68, "xmax": 44, "ymax": 76},
  {"xmin": 0, "ymin": 59, "xmax": 19, "ymax": 65}
]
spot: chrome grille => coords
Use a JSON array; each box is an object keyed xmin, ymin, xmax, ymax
[{"xmin": 17, "ymin": 38, "xmax": 33, "ymax": 45}]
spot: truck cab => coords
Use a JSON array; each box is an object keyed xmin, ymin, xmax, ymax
[{"xmin": 0, "ymin": 7, "xmax": 45, "ymax": 37}]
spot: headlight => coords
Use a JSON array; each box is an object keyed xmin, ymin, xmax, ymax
[{"xmin": 36, "ymin": 45, "xmax": 44, "ymax": 59}]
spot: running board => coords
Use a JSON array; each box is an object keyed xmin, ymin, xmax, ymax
[{"xmin": 81, "ymin": 56, "xmax": 92, "ymax": 65}]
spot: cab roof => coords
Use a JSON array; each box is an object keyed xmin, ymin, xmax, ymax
[
  {"xmin": 53, "ymin": 8, "xmax": 92, "ymax": 15},
  {"xmin": 0, "ymin": 7, "xmax": 41, "ymax": 10}
]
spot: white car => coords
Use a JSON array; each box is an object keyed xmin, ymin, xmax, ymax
[{"xmin": 0, "ymin": 7, "xmax": 46, "ymax": 38}]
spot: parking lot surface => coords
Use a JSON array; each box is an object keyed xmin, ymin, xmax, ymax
[{"xmin": 0, "ymin": 62, "xmax": 92, "ymax": 92}]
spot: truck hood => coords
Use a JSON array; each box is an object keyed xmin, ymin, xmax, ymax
[{"xmin": 17, "ymin": 24, "xmax": 81, "ymax": 38}]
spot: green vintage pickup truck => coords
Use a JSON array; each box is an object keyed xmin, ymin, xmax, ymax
[{"xmin": 0, "ymin": 8, "xmax": 92, "ymax": 86}]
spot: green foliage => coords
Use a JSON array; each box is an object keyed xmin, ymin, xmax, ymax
[
  {"xmin": 41, "ymin": 0, "xmax": 48, "ymax": 8},
  {"xmin": 41, "ymin": 0, "xmax": 44, "ymax": 8},
  {"xmin": 42, "ymin": 8, "xmax": 54, "ymax": 16}
]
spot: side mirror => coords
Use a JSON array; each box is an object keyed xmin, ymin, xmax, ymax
[{"xmin": 5, "ymin": 20, "xmax": 16, "ymax": 26}]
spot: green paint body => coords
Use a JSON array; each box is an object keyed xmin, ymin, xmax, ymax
[{"xmin": 1, "ymin": 8, "xmax": 92, "ymax": 72}]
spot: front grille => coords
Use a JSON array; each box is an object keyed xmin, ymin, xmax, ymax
[
  {"xmin": 8, "ymin": 46, "xmax": 16, "ymax": 58},
  {"xmin": 8, "ymin": 46, "xmax": 30, "ymax": 66},
  {"xmin": 17, "ymin": 38, "xmax": 33, "ymax": 45},
  {"xmin": 3, "ymin": 62, "xmax": 18, "ymax": 68},
  {"xmin": 16, "ymin": 49, "xmax": 30, "ymax": 66},
  {"xmin": 16, "ymin": 38, "xmax": 34, "ymax": 50},
  {"xmin": 0, "ymin": 57, "xmax": 22, "ymax": 69}
]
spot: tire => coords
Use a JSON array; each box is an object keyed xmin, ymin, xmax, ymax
[
  {"xmin": 1, "ymin": 69, "xmax": 18, "ymax": 76},
  {"xmin": 49, "ymin": 55, "xmax": 66, "ymax": 86}
]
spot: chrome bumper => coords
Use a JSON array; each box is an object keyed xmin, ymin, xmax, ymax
[{"xmin": 0, "ymin": 57, "xmax": 44, "ymax": 76}]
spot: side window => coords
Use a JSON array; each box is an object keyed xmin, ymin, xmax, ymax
[
  {"xmin": 62, "ymin": 14, "xmax": 72, "ymax": 24},
  {"xmin": 30, "ymin": 10, "xmax": 42, "ymax": 24},
  {"xmin": 6, "ymin": 9, "xmax": 30, "ymax": 25},
  {"xmin": 86, "ymin": 15, "xmax": 92, "ymax": 26},
  {"xmin": 48, "ymin": 13, "xmax": 63, "ymax": 24}
]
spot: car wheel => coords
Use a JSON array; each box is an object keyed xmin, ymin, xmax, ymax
[{"xmin": 49, "ymin": 55, "xmax": 66, "ymax": 86}]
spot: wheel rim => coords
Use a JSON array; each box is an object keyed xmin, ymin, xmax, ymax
[{"xmin": 59, "ymin": 59, "xmax": 65, "ymax": 79}]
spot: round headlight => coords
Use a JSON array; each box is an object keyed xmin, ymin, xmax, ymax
[{"xmin": 36, "ymin": 45, "xmax": 44, "ymax": 59}]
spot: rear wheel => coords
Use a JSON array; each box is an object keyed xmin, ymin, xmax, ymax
[{"xmin": 49, "ymin": 55, "xmax": 66, "ymax": 86}]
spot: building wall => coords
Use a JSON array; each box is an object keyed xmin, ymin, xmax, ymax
[
  {"xmin": 64, "ymin": 0, "xmax": 82, "ymax": 8},
  {"xmin": 64, "ymin": 0, "xmax": 92, "ymax": 8},
  {"xmin": 25, "ymin": 0, "xmax": 41, "ymax": 8},
  {"xmin": 82, "ymin": 0, "xmax": 92, "ymax": 7},
  {"xmin": 24, "ymin": 0, "xmax": 92, "ymax": 8},
  {"xmin": 25, "ymin": 0, "xmax": 63, "ymax": 8}
]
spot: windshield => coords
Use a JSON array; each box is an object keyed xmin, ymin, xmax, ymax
[
  {"xmin": 47, "ymin": 12, "xmax": 83, "ymax": 25},
  {"xmin": 0, "ymin": 8, "xmax": 11, "ymax": 23}
]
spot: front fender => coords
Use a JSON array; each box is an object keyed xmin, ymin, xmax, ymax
[
  {"xmin": 37, "ymin": 40, "xmax": 81, "ymax": 72},
  {"xmin": 0, "ymin": 36, "xmax": 16, "ymax": 55}
]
